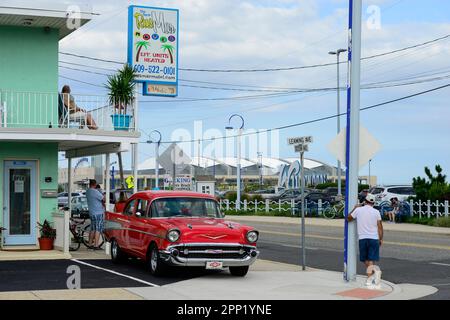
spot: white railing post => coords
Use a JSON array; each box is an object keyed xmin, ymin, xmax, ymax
[
  {"xmin": 318, "ymin": 199, "xmax": 322, "ymax": 216},
  {"xmin": 435, "ymin": 200, "xmax": 440, "ymax": 219},
  {"xmin": 278, "ymin": 199, "xmax": 281, "ymax": 212},
  {"xmin": 427, "ymin": 200, "xmax": 431, "ymax": 218},
  {"xmin": 418, "ymin": 200, "xmax": 422, "ymax": 219},
  {"xmin": 243, "ymin": 199, "xmax": 248, "ymax": 212},
  {"xmin": 409, "ymin": 199, "xmax": 414, "ymax": 217},
  {"xmin": 291, "ymin": 199, "xmax": 295, "ymax": 216},
  {"xmin": 219, "ymin": 199, "xmax": 223, "ymax": 210},
  {"xmin": 445, "ymin": 201, "xmax": 449, "ymax": 218},
  {"xmin": 226, "ymin": 199, "xmax": 230, "ymax": 211},
  {"xmin": 265, "ymin": 199, "xmax": 269, "ymax": 213},
  {"xmin": 255, "ymin": 200, "xmax": 258, "ymax": 214}
]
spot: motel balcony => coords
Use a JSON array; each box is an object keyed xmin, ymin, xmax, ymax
[{"xmin": 0, "ymin": 90, "xmax": 140, "ymax": 157}]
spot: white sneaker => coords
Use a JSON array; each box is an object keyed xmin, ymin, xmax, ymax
[{"xmin": 374, "ymin": 270, "xmax": 382, "ymax": 285}]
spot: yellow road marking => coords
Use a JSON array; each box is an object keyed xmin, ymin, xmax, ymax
[{"xmin": 259, "ymin": 230, "xmax": 450, "ymax": 251}]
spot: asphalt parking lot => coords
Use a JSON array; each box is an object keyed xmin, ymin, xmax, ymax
[{"xmin": 0, "ymin": 258, "xmax": 212, "ymax": 292}]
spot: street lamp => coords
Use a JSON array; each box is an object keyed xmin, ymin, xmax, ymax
[
  {"xmin": 147, "ymin": 130, "xmax": 162, "ymax": 190},
  {"xmin": 257, "ymin": 152, "xmax": 263, "ymax": 188},
  {"xmin": 329, "ymin": 48, "xmax": 347, "ymax": 198},
  {"xmin": 226, "ymin": 114, "xmax": 245, "ymax": 210}
]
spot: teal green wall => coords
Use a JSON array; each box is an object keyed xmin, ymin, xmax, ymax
[
  {"xmin": 0, "ymin": 26, "xmax": 59, "ymax": 128},
  {"xmin": 0, "ymin": 142, "xmax": 58, "ymax": 228}
]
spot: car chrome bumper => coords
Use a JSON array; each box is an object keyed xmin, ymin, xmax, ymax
[{"xmin": 159, "ymin": 243, "xmax": 259, "ymax": 267}]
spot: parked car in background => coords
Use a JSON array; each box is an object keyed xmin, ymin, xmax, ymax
[
  {"xmin": 104, "ymin": 191, "xmax": 259, "ymax": 277},
  {"xmin": 248, "ymin": 189, "xmax": 277, "ymax": 199},
  {"xmin": 58, "ymin": 192, "xmax": 84, "ymax": 208},
  {"xmin": 272, "ymin": 189, "xmax": 306, "ymax": 201},
  {"xmin": 370, "ymin": 185, "xmax": 416, "ymax": 204},
  {"xmin": 303, "ymin": 191, "xmax": 334, "ymax": 204},
  {"xmin": 322, "ymin": 187, "xmax": 345, "ymax": 202},
  {"xmin": 70, "ymin": 196, "xmax": 89, "ymax": 218}
]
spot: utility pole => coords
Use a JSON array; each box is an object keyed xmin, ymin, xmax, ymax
[
  {"xmin": 344, "ymin": 0, "xmax": 362, "ymax": 282},
  {"xmin": 147, "ymin": 130, "xmax": 162, "ymax": 190},
  {"xmin": 329, "ymin": 48, "xmax": 347, "ymax": 198},
  {"xmin": 226, "ymin": 114, "xmax": 245, "ymax": 210}
]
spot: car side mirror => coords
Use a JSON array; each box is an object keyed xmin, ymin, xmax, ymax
[
  {"xmin": 136, "ymin": 211, "xmax": 142, "ymax": 217},
  {"xmin": 63, "ymin": 206, "xmax": 69, "ymax": 211}
]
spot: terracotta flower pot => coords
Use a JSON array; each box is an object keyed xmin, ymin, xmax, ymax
[{"xmin": 38, "ymin": 237, "xmax": 54, "ymax": 250}]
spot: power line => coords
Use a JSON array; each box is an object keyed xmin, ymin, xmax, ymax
[
  {"xmin": 59, "ymin": 34, "xmax": 450, "ymax": 72},
  {"xmin": 140, "ymin": 83, "xmax": 450, "ymax": 144}
]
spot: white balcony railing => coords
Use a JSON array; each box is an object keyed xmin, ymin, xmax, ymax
[{"xmin": 0, "ymin": 90, "xmax": 136, "ymax": 132}]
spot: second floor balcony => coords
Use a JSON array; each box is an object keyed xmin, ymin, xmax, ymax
[{"xmin": 0, "ymin": 90, "xmax": 137, "ymax": 132}]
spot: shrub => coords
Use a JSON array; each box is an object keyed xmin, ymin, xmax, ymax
[{"xmin": 433, "ymin": 217, "xmax": 450, "ymax": 228}]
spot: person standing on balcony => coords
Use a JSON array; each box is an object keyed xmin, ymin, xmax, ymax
[
  {"xmin": 86, "ymin": 179, "xmax": 105, "ymax": 249},
  {"xmin": 61, "ymin": 85, "xmax": 98, "ymax": 130}
]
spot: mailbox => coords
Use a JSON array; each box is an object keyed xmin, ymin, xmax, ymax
[{"xmin": 41, "ymin": 190, "xmax": 58, "ymax": 198}]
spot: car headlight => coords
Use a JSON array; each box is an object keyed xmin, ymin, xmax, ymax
[
  {"xmin": 167, "ymin": 229, "xmax": 180, "ymax": 242},
  {"xmin": 246, "ymin": 230, "xmax": 259, "ymax": 243}
]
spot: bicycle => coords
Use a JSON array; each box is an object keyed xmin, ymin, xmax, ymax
[
  {"xmin": 69, "ymin": 217, "xmax": 105, "ymax": 251},
  {"xmin": 322, "ymin": 201, "xmax": 345, "ymax": 219}
]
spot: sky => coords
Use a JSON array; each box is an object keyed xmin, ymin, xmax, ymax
[{"xmin": 26, "ymin": 0, "xmax": 450, "ymax": 185}]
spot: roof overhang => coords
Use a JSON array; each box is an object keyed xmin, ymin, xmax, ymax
[
  {"xmin": 0, "ymin": 2, "xmax": 95, "ymax": 39},
  {"xmin": 0, "ymin": 127, "xmax": 140, "ymax": 157}
]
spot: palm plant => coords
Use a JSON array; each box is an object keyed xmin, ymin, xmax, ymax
[
  {"xmin": 135, "ymin": 41, "xmax": 149, "ymax": 62},
  {"xmin": 161, "ymin": 44, "xmax": 175, "ymax": 64},
  {"xmin": 105, "ymin": 64, "xmax": 136, "ymax": 115}
]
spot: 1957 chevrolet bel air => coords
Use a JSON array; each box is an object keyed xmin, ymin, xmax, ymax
[{"xmin": 104, "ymin": 191, "xmax": 259, "ymax": 277}]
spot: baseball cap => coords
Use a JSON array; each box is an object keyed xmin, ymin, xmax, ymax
[{"xmin": 365, "ymin": 193, "xmax": 376, "ymax": 204}]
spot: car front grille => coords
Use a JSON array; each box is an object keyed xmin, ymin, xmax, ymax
[{"xmin": 171, "ymin": 244, "xmax": 252, "ymax": 260}]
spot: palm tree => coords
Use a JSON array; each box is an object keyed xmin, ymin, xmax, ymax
[
  {"xmin": 135, "ymin": 41, "xmax": 149, "ymax": 62},
  {"xmin": 161, "ymin": 44, "xmax": 175, "ymax": 64}
]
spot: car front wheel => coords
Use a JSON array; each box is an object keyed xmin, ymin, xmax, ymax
[
  {"xmin": 148, "ymin": 245, "xmax": 167, "ymax": 276},
  {"xmin": 229, "ymin": 266, "xmax": 249, "ymax": 277}
]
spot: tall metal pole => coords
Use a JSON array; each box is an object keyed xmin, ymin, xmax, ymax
[
  {"xmin": 105, "ymin": 153, "xmax": 110, "ymax": 211},
  {"xmin": 368, "ymin": 159, "xmax": 371, "ymax": 187},
  {"xmin": 300, "ymin": 151, "xmax": 306, "ymax": 271},
  {"xmin": 336, "ymin": 52, "xmax": 342, "ymax": 198},
  {"xmin": 155, "ymin": 142, "xmax": 159, "ymax": 189},
  {"xmin": 172, "ymin": 147, "xmax": 176, "ymax": 190},
  {"xmin": 236, "ymin": 128, "xmax": 242, "ymax": 210},
  {"xmin": 132, "ymin": 83, "xmax": 139, "ymax": 194},
  {"xmin": 344, "ymin": 0, "xmax": 362, "ymax": 282}
]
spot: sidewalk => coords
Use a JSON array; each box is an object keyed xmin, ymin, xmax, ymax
[
  {"xmin": 0, "ymin": 249, "xmax": 71, "ymax": 261},
  {"xmin": 226, "ymin": 215, "xmax": 450, "ymax": 235},
  {"xmin": 0, "ymin": 259, "xmax": 437, "ymax": 300}
]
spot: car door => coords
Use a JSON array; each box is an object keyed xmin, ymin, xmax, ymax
[
  {"xmin": 128, "ymin": 199, "xmax": 151, "ymax": 257},
  {"xmin": 116, "ymin": 199, "xmax": 136, "ymax": 252}
]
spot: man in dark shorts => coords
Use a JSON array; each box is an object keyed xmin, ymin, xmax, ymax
[{"xmin": 348, "ymin": 193, "xmax": 383, "ymax": 286}]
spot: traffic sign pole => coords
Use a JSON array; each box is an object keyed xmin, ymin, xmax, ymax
[
  {"xmin": 300, "ymin": 150, "xmax": 306, "ymax": 271},
  {"xmin": 344, "ymin": 0, "xmax": 362, "ymax": 282}
]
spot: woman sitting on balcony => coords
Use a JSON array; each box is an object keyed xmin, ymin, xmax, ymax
[{"xmin": 61, "ymin": 85, "xmax": 98, "ymax": 130}]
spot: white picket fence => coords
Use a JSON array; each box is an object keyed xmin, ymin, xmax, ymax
[{"xmin": 219, "ymin": 199, "xmax": 450, "ymax": 219}]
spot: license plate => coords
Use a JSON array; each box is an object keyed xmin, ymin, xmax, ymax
[{"xmin": 206, "ymin": 261, "xmax": 223, "ymax": 270}]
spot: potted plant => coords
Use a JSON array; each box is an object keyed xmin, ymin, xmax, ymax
[
  {"xmin": 105, "ymin": 64, "xmax": 136, "ymax": 131},
  {"xmin": 37, "ymin": 220, "xmax": 56, "ymax": 250}
]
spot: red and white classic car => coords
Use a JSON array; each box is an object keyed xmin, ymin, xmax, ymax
[{"xmin": 104, "ymin": 191, "xmax": 259, "ymax": 277}]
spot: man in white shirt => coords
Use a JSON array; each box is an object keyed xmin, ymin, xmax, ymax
[{"xmin": 347, "ymin": 193, "xmax": 383, "ymax": 286}]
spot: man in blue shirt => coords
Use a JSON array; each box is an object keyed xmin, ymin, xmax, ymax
[{"xmin": 86, "ymin": 179, "xmax": 105, "ymax": 249}]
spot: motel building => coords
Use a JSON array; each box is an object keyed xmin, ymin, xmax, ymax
[{"xmin": 0, "ymin": 6, "xmax": 140, "ymax": 250}]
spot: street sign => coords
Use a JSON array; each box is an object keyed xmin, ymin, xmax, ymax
[
  {"xmin": 327, "ymin": 126, "xmax": 381, "ymax": 169},
  {"xmin": 294, "ymin": 144, "xmax": 309, "ymax": 153},
  {"xmin": 143, "ymin": 82, "xmax": 177, "ymax": 97},
  {"xmin": 158, "ymin": 143, "xmax": 191, "ymax": 172},
  {"xmin": 288, "ymin": 136, "xmax": 313, "ymax": 145}
]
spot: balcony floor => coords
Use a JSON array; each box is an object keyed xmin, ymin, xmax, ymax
[{"xmin": 0, "ymin": 127, "xmax": 140, "ymax": 157}]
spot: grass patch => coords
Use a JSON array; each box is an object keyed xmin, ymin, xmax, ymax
[{"xmin": 433, "ymin": 217, "xmax": 450, "ymax": 228}]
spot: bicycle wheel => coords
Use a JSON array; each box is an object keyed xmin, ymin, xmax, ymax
[
  {"xmin": 69, "ymin": 234, "xmax": 81, "ymax": 251},
  {"xmin": 81, "ymin": 225, "xmax": 105, "ymax": 249},
  {"xmin": 322, "ymin": 207, "xmax": 336, "ymax": 219}
]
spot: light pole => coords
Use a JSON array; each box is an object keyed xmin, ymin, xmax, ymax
[
  {"xmin": 109, "ymin": 161, "xmax": 117, "ymax": 190},
  {"xmin": 329, "ymin": 48, "xmax": 347, "ymax": 199},
  {"xmin": 368, "ymin": 159, "xmax": 372, "ymax": 187},
  {"xmin": 257, "ymin": 152, "xmax": 263, "ymax": 188},
  {"xmin": 147, "ymin": 130, "xmax": 162, "ymax": 190},
  {"xmin": 226, "ymin": 114, "xmax": 245, "ymax": 210}
]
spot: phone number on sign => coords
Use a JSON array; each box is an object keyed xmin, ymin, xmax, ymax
[{"xmin": 133, "ymin": 65, "xmax": 176, "ymax": 75}]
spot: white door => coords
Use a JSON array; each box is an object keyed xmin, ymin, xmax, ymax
[{"xmin": 3, "ymin": 160, "xmax": 37, "ymax": 245}]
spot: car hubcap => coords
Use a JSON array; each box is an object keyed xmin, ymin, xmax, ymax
[{"xmin": 151, "ymin": 249, "xmax": 157, "ymax": 271}]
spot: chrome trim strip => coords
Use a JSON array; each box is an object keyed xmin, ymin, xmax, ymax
[
  {"xmin": 167, "ymin": 242, "xmax": 256, "ymax": 248},
  {"xmin": 159, "ymin": 251, "xmax": 259, "ymax": 267}
]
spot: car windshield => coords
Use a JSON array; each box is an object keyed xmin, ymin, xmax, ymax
[{"xmin": 151, "ymin": 198, "xmax": 223, "ymax": 218}]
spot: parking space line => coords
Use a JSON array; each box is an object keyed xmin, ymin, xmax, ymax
[
  {"xmin": 71, "ymin": 259, "xmax": 160, "ymax": 287},
  {"xmin": 430, "ymin": 262, "xmax": 450, "ymax": 267}
]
